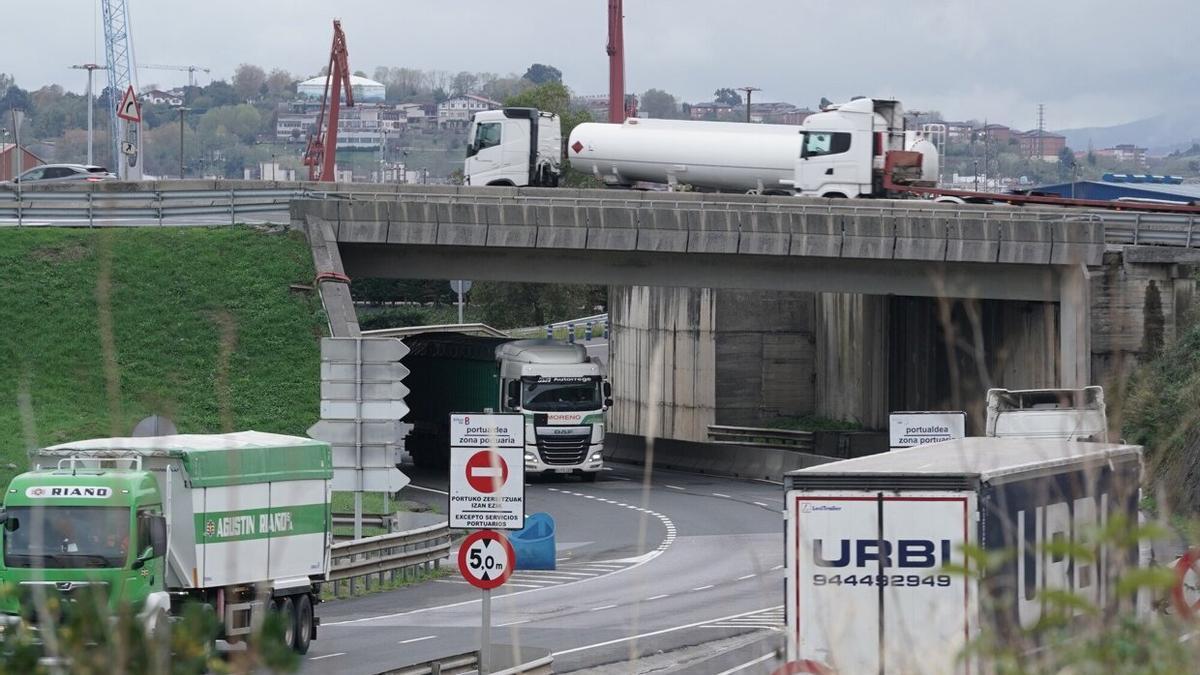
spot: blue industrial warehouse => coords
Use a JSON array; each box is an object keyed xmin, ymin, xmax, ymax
[{"xmin": 1024, "ymin": 175, "xmax": 1200, "ymax": 205}]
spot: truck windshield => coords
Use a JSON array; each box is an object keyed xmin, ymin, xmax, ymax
[
  {"xmin": 3, "ymin": 506, "xmax": 131, "ymax": 568},
  {"xmin": 522, "ymin": 380, "xmax": 601, "ymax": 412}
]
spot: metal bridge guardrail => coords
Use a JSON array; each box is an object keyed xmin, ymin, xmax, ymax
[
  {"xmin": 706, "ymin": 424, "xmax": 815, "ymax": 452},
  {"xmin": 4, "ymin": 183, "xmax": 1200, "ymax": 252},
  {"xmin": 328, "ymin": 521, "xmax": 451, "ymax": 596}
]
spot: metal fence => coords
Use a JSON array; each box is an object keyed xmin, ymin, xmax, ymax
[
  {"xmin": 706, "ymin": 424, "xmax": 815, "ymax": 452},
  {"xmin": 328, "ymin": 521, "xmax": 451, "ymax": 597},
  {"xmin": 3, "ymin": 183, "xmax": 1200, "ymax": 251}
]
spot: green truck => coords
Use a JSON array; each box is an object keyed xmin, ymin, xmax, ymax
[
  {"xmin": 0, "ymin": 431, "xmax": 332, "ymax": 653},
  {"xmin": 403, "ymin": 333, "xmax": 611, "ymax": 479}
]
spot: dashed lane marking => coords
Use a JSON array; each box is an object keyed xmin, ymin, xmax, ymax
[
  {"xmin": 398, "ymin": 635, "xmax": 437, "ymax": 644},
  {"xmin": 309, "ymin": 653, "xmax": 345, "ymax": 661},
  {"xmin": 665, "ymin": 485, "xmax": 686, "ymax": 491},
  {"xmin": 737, "ymin": 574, "xmax": 757, "ymax": 580},
  {"xmin": 647, "ymin": 594, "xmax": 670, "ymax": 601},
  {"xmin": 713, "ymin": 493, "xmax": 732, "ymax": 498},
  {"xmin": 692, "ymin": 585, "xmax": 714, "ymax": 591},
  {"xmin": 590, "ymin": 604, "xmax": 617, "ymax": 611}
]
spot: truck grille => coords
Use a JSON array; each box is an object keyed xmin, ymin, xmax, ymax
[
  {"xmin": 537, "ymin": 435, "xmax": 590, "ymax": 465},
  {"xmin": 18, "ymin": 581, "xmax": 110, "ymax": 624}
]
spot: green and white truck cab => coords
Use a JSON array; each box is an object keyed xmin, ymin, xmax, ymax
[
  {"xmin": 497, "ymin": 341, "xmax": 611, "ymax": 481},
  {"xmin": 0, "ymin": 432, "xmax": 333, "ymax": 654}
]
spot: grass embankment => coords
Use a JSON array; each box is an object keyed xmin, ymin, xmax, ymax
[{"xmin": 0, "ymin": 227, "xmax": 325, "ymax": 489}]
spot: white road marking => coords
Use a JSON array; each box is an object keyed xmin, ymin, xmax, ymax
[
  {"xmin": 692, "ymin": 585, "xmax": 714, "ymax": 591},
  {"xmin": 753, "ymin": 478, "xmax": 784, "ymax": 486},
  {"xmin": 398, "ymin": 635, "xmax": 437, "ymax": 644},
  {"xmin": 714, "ymin": 653, "xmax": 779, "ymax": 675},
  {"xmin": 737, "ymin": 574, "xmax": 757, "ymax": 580},
  {"xmin": 308, "ymin": 652, "xmax": 345, "ymax": 661},
  {"xmin": 406, "ymin": 484, "xmax": 449, "ymax": 496},
  {"xmin": 665, "ymin": 484, "xmax": 686, "ymax": 491},
  {"xmin": 753, "ymin": 502, "xmax": 769, "ymax": 507},
  {"xmin": 646, "ymin": 594, "xmax": 670, "ymax": 601},
  {"xmin": 552, "ymin": 605, "xmax": 785, "ymax": 657},
  {"xmin": 712, "ymin": 493, "xmax": 732, "ymax": 498},
  {"xmin": 496, "ymin": 619, "xmax": 530, "ymax": 627},
  {"xmin": 771, "ymin": 565, "xmax": 783, "ymax": 571},
  {"xmin": 590, "ymin": 604, "xmax": 617, "ymax": 611}
]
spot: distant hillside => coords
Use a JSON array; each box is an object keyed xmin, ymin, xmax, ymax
[{"xmin": 1057, "ymin": 107, "xmax": 1200, "ymax": 156}]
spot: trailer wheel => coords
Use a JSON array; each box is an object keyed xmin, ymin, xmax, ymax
[
  {"xmin": 273, "ymin": 596, "xmax": 296, "ymax": 650},
  {"xmin": 294, "ymin": 594, "xmax": 314, "ymax": 654}
]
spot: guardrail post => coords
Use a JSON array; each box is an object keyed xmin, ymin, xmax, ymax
[
  {"xmin": 585, "ymin": 321, "xmax": 594, "ymax": 341},
  {"xmin": 88, "ymin": 192, "xmax": 94, "ymax": 228},
  {"xmin": 545, "ymin": 325, "xmax": 553, "ymax": 339},
  {"xmin": 567, "ymin": 323, "xmax": 575, "ymax": 344},
  {"xmin": 156, "ymin": 191, "xmax": 164, "ymax": 226},
  {"xmin": 229, "ymin": 190, "xmax": 236, "ymax": 226},
  {"xmin": 604, "ymin": 321, "xmax": 609, "ymax": 340}
]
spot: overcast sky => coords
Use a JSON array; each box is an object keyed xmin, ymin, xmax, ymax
[{"xmin": 4, "ymin": 0, "xmax": 1194, "ymax": 130}]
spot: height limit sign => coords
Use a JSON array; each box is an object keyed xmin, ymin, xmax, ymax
[{"xmin": 450, "ymin": 414, "xmax": 525, "ymax": 530}]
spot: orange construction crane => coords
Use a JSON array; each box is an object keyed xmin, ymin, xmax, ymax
[{"xmin": 303, "ymin": 20, "xmax": 353, "ymax": 182}]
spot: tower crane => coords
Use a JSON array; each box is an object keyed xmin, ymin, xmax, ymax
[
  {"xmin": 303, "ymin": 20, "xmax": 353, "ymax": 182},
  {"xmin": 607, "ymin": 0, "xmax": 626, "ymax": 123},
  {"xmin": 100, "ymin": 0, "xmax": 137, "ymax": 177},
  {"xmin": 140, "ymin": 64, "xmax": 212, "ymax": 89}
]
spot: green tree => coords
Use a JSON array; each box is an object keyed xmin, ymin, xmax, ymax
[
  {"xmin": 522, "ymin": 63, "xmax": 562, "ymax": 85},
  {"xmin": 713, "ymin": 87, "xmax": 742, "ymax": 106},
  {"xmin": 265, "ymin": 69, "xmax": 296, "ymax": 100},
  {"xmin": 232, "ymin": 64, "xmax": 266, "ymax": 102},
  {"xmin": 504, "ymin": 82, "xmax": 591, "ymax": 141},
  {"xmin": 472, "ymin": 282, "xmax": 596, "ymax": 328},
  {"xmin": 451, "ymin": 71, "xmax": 479, "ymax": 97},
  {"xmin": 640, "ymin": 88, "xmax": 679, "ymax": 119}
]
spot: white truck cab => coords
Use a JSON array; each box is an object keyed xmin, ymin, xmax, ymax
[
  {"xmin": 985, "ymin": 386, "xmax": 1109, "ymax": 442},
  {"xmin": 496, "ymin": 341, "xmax": 610, "ymax": 481},
  {"xmin": 465, "ymin": 108, "xmax": 562, "ymax": 187}
]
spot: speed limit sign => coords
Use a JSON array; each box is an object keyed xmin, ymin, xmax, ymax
[{"xmin": 458, "ymin": 530, "xmax": 515, "ymax": 590}]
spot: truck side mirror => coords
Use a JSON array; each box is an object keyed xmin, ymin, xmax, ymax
[
  {"xmin": 4, "ymin": 517, "xmax": 16, "ymax": 532},
  {"xmin": 149, "ymin": 515, "xmax": 167, "ymax": 557},
  {"xmin": 603, "ymin": 382, "xmax": 612, "ymax": 398},
  {"xmin": 131, "ymin": 546, "xmax": 153, "ymax": 570},
  {"xmin": 506, "ymin": 381, "xmax": 520, "ymax": 409}
]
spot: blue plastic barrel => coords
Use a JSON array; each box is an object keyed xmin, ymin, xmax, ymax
[{"xmin": 510, "ymin": 512, "xmax": 556, "ymax": 570}]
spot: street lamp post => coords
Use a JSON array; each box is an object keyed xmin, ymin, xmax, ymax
[
  {"xmin": 70, "ymin": 64, "xmax": 107, "ymax": 165},
  {"xmin": 738, "ymin": 86, "xmax": 760, "ymax": 123},
  {"xmin": 175, "ymin": 106, "xmax": 191, "ymax": 179}
]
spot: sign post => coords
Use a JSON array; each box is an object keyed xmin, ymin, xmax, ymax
[
  {"xmin": 458, "ymin": 530, "xmax": 515, "ymax": 674},
  {"xmin": 449, "ymin": 280, "xmax": 472, "ymax": 324},
  {"xmin": 451, "ymin": 414, "xmax": 524, "ymax": 673},
  {"xmin": 116, "ymin": 86, "xmax": 143, "ymax": 181},
  {"xmin": 888, "ymin": 411, "xmax": 967, "ymax": 449}
]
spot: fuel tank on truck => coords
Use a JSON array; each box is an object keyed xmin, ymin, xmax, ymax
[{"xmin": 567, "ymin": 118, "xmax": 804, "ymax": 193}]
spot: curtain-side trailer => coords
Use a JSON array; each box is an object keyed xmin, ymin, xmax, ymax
[{"xmin": 784, "ymin": 437, "xmax": 1142, "ymax": 674}]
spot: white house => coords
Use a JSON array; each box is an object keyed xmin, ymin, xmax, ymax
[{"xmin": 437, "ymin": 95, "xmax": 500, "ymax": 128}]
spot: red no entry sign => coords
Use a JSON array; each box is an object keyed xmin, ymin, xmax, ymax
[
  {"xmin": 458, "ymin": 530, "xmax": 515, "ymax": 590},
  {"xmin": 465, "ymin": 450, "xmax": 509, "ymax": 494}
]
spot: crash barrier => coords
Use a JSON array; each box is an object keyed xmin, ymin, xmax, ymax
[
  {"xmin": 328, "ymin": 521, "xmax": 451, "ymax": 597},
  {"xmin": 604, "ymin": 433, "xmax": 835, "ymax": 482},
  {"xmin": 5, "ymin": 182, "xmax": 1200, "ymax": 257},
  {"xmin": 707, "ymin": 424, "xmax": 815, "ymax": 452},
  {"xmin": 374, "ymin": 646, "xmax": 553, "ymax": 675}
]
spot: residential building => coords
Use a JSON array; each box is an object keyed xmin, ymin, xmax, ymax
[
  {"xmin": 143, "ymin": 89, "xmax": 184, "ymax": 106},
  {"xmin": 945, "ymin": 121, "xmax": 977, "ymax": 141},
  {"xmin": 689, "ymin": 101, "xmax": 736, "ymax": 121},
  {"xmin": 0, "ymin": 143, "xmax": 45, "ymax": 182},
  {"xmin": 1016, "ymin": 130, "xmax": 1067, "ymax": 161},
  {"xmin": 981, "ymin": 124, "xmax": 1015, "ymax": 145},
  {"xmin": 1094, "ymin": 144, "xmax": 1149, "ymax": 167},
  {"xmin": 437, "ymin": 95, "xmax": 501, "ymax": 128},
  {"xmin": 573, "ymin": 94, "xmax": 611, "ymax": 121},
  {"xmin": 275, "ymin": 101, "xmax": 409, "ymax": 148}
]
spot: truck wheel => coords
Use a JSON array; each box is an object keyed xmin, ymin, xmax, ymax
[
  {"xmin": 294, "ymin": 594, "xmax": 314, "ymax": 654},
  {"xmin": 273, "ymin": 596, "xmax": 296, "ymax": 650}
]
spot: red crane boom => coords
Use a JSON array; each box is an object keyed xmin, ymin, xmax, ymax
[
  {"xmin": 303, "ymin": 20, "xmax": 354, "ymax": 182},
  {"xmin": 607, "ymin": 0, "xmax": 625, "ymax": 124}
]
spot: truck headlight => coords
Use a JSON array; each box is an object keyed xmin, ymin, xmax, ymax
[
  {"xmin": 591, "ymin": 453, "xmax": 602, "ymax": 461},
  {"xmin": 591, "ymin": 424, "xmax": 605, "ymax": 443},
  {"xmin": 524, "ymin": 452, "xmax": 536, "ymax": 463}
]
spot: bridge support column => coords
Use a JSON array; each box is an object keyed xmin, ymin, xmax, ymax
[{"xmin": 1059, "ymin": 265, "xmax": 1091, "ymax": 388}]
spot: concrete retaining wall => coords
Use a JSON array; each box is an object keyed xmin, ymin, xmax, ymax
[{"xmin": 604, "ymin": 433, "xmax": 835, "ymax": 482}]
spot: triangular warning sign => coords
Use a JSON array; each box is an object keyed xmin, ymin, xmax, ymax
[{"xmin": 117, "ymin": 85, "xmax": 141, "ymax": 123}]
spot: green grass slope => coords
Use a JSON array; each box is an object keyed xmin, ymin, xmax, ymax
[{"xmin": 0, "ymin": 227, "xmax": 324, "ymax": 488}]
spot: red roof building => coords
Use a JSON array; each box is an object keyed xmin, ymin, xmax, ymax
[{"xmin": 0, "ymin": 144, "xmax": 45, "ymax": 182}]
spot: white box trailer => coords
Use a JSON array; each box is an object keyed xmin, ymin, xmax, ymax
[
  {"xmin": 19, "ymin": 431, "xmax": 333, "ymax": 653},
  {"xmin": 784, "ymin": 437, "xmax": 1142, "ymax": 674}
]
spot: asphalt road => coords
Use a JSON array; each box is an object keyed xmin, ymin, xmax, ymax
[{"xmin": 302, "ymin": 462, "xmax": 788, "ymax": 674}]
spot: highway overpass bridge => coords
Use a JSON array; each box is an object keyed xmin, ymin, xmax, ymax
[{"xmin": 293, "ymin": 185, "xmax": 1191, "ymax": 436}]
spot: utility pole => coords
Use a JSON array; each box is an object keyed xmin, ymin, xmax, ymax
[
  {"xmin": 738, "ymin": 86, "xmax": 760, "ymax": 123},
  {"xmin": 175, "ymin": 106, "xmax": 190, "ymax": 179},
  {"xmin": 71, "ymin": 64, "xmax": 107, "ymax": 165},
  {"xmin": 607, "ymin": 0, "xmax": 626, "ymax": 124}
]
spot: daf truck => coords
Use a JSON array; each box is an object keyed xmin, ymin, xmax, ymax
[
  {"xmin": 0, "ymin": 432, "xmax": 332, "ymax": 654},
  {"xmin": 464, "ymin": 108, "xmax": 562, "ymax": 187},
  {"xmin": 783, "ymin": 437, "xmax": 1143, "ymax": 674},
  {"xmin": 403, "ymin": 333, "xmax": 610, "ymax": 479}
]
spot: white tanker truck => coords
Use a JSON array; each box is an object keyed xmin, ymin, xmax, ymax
[{"xmin": 464, "ymin": 97, "xmax": 940, "ymax": 198}]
